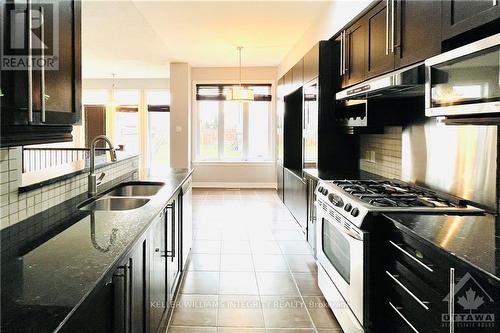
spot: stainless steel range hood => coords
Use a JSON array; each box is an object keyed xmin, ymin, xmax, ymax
[{"xmin": 336, "ymin": 63, "xmax": 425, "ymax": 100}]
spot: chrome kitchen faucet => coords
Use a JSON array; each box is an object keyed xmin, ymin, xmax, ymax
[{"xmin": 88, "ymin": 135, "xmax": 117, "ymax": 196}]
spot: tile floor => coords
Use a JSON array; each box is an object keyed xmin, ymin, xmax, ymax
[{"xmin": 166, "ymin": 188, "xmax": 343, "ymax": 333}]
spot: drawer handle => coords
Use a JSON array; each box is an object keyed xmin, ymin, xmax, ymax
[
  {"xmin": 386, "ymin": 271, "xmax": 430, "ymax": 310},
  {"xmin": 389, "ymin": 240, "xmax": 434, "ymax": 273},
  {"xmin": 389, "ymin": 302, "xmax": 420, "ymax": 333}
]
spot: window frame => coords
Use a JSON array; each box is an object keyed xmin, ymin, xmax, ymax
[{"xmin": 193, "ymin": 80, "xmax": 275, "ymax": 163}]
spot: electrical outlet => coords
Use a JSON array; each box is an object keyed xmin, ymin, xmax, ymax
[{"xmin": 365, "ymin": 150, "xmax": 376, "ymax": 162}]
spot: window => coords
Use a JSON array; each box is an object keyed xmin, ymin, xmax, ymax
[
  {"xmin": 115, "ymin": 90, "xmax": 140, "ymax": 154},
  {"xmin": 196, "ymin": 84, "xmax": 272, "ymax": 161},
  {"xmin": 146, "ymin": 90, "xmax": 170, "ymax": 172}
]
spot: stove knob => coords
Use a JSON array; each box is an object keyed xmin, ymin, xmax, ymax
[
  {"xmin": 322, "ymin": 188, "xmax": 328, "ymax": 195},
  {"xmin": 318, "ymin": 186, "xmax": 323, "ymax": 193},
  {"xmin": 344, "ymin": 203, "xmax": 352, "ymax": 212},
  {"xmin": 351, "ymin": 208, "xmax": 360, "ymax": 217}
]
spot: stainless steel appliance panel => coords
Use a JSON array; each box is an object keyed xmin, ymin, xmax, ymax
[
  {"xmin": 425, "ymin": 33, "xmax": 500, "ymax": 117},
  {"xmin": 401, "ymin": 119, "xmax": 497, "ymax": 211}
]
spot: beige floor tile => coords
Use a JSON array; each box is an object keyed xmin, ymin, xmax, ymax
[
  {"xmin": 221, "ymin": 240, "xmax": 251, "ymax": 254},
  {"xmin": 284, "ymin": 255, "xmax": 317, "ymax": 273},
  {"xmin": 188, "ymin": 254, "xmax": 221, "ymax": 271},
  {"xmin": 192, "ymin": 240, "xmax": 221, "ymax": 254},
  {"xmin": 260, "ymin": 296, "xmax": 313, "ymax": 328},
  {"xmin": 217, "ymin": 295, "xmax": 264, "ymax": 327},
  {"xmin": 253, "ymin": 255, "xmax": 289, "ymax": 272},
  {"xmin": 219, "ymin": 272, "xmax": 259, "ymax": 295},
  {"xmin": 272, "ymin": 229, "xmax": 305, "ymax": 241},
  {"xmin": 303, "ymin": 296, "xmax": 342, "ymax": 330},
  {"xmin": 265, "ymin": 329, "xmax": 315, "ymax": 332},
  {"xmin": 180, "ymin": 271, "xmax": 219, "ymax": 295},
  {"xmin": 170, "ymin": 295, "xmax": 218, "ymax": 327},
  {"xmin": 278, "ymin": 241, "xmax": 312, "ymax": 255},
  {"xmin": 168, "ymin": 326, "xmax": 217, "ymax": 333},
  {"xmin": 256, "ymin": 272, "xmax": 299, "ymax": 296},
  {"xmin": 293, "ymin": 273, "xmax": 322, "ymax": 296},
  {"xmin": 220, "ymin": 254, "xmax": 254, "ymax": 271},
  {"xmin": 195, "ymin": 229, "xmax": 222, "ymax": 240},
  {"xmin": 250, "ymin": 240, "xmax": 282, "ymax": 254},
  {"xmin": 217, "ymin": 328, "xmax": 266, "ymax": 333}
]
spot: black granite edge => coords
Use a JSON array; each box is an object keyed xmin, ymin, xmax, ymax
[
  {"xmin": 1, "ymin": 170, "xmax": 139, "ymax": 263},
  {"xmin": 18, "ymin": 154, "xmax": 139, "ymax": 193},
  {"xmin": 382, "ymin": 213, "xmax": 500, "ymax": 285},
  {"xmin": 302, "ymin": 168, "xmax": 389, "ymax": 181}
]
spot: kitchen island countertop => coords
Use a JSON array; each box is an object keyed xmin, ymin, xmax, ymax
[{"xmin": 1, "ymin": 168, "xmax": 193, "ymax": 332}]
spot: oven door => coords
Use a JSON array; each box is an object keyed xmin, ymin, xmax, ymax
[
  {"xmin": 316, "ymin": 203, "xmax": 365, "ymax": 327},
  {"xmin": 425, "ymin": 33, "xmax": 500, "ymax": 117}
]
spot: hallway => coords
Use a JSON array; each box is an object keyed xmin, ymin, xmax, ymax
[{"xmin": 167, "ymin": 189, "xmax": 343, "ymax": 332}]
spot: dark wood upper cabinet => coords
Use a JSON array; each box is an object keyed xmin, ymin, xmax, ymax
[
  {"xmin": 292, "ymin": 58, "xmax": 304, "ymax": 91},
  {"xmin": 343, "ymin": 19, "xmax": 366, "ymax": 87},
  {"xmin": 1, "ymin": 0, "xmax": 81, "ymax": 147},
  {"xmin": 303, "ymin": 43, "xmax": 319, "ymax": 84},
  {"xmin": 442, "ymin": 0, "xmax": 500, "ymax": 41},
  {"xmin": 394, "ymin": 0, "xmax": 442, "ymax": 68},
  {"xmin": 365, "ymin": 1, "xmax": 394, "ymax": 78},
  {"xmin": 284, "ymin": 69, "xmax": 293, "ymax": 95}
]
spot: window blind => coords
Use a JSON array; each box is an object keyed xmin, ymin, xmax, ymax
[{"xmin": 196, "ymin": 84, "xmax": 272, "ymax": 101}]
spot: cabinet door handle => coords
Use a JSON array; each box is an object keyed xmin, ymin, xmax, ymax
[
  {"xmin": 386, "ymin": 271, "xmax": 429, "ymax": 310},
  {"xmin": 391, "ymin": 0, "xmax": 395, "ymax": 53},
  {"xmin": 40, "ymin": 6, "xmax": 46, "ymax": 122},
  {"xmin": 389, "ymin": 240, "xmax": 434, "ymax": 272},
  {"xmin": 27, "ymin": 2, "xmax": 33, "ymax": 123},
  {"xmin": 449, "ymin": 268, "xmax": 455, "ymax": 333},
  {"xmin": 344, "ymin": 32, "xmax": 349, "ymax": 73},
  {"xmin": 385, "ymin": 0, "xmax": 389, "ymax": 55},
  {"xmin": 339, "ymin": 32, "xmax": 343, "ymax": 76},
  {"xmin": 166, "ymin": 203, "xmax": 175, "ymax": 259},
  {"xmin": 388, "ymin": 302, "xmax": 420, "ymax": 333}
]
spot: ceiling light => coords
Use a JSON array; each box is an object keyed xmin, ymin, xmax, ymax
[{"xmin": 228, "ymin": 46, "xmax": 254, "ymax": 102}]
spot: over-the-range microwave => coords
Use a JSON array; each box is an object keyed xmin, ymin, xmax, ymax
[{"xmin": 425, "ymin": 33, "xmax": 500, "ymax": 117}]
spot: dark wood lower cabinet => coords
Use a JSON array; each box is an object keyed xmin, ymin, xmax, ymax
[
  {"xmin": 277, "ymin": 164, "xmax": 284, "ymax": 202},
  {"xmin": 59, "ymin": 185, "xmax": 192, "ymax": 333},
  {"xmin": 283, "ymin": 168, "xmax": 307, "ymax": 231},
  {"xmin": 375, "ymin": 216, "xmax": 500, "ymax": 333}
]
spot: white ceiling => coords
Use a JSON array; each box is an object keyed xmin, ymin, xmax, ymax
[{"xmin": 82, "ymin": 0, "xmax": 330, "ymax": 79}]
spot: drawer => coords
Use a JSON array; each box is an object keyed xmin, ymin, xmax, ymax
[
  {"xmin": 387, "ymin": 261, "xmax": 446, "ymax": 313},
  {"xmin": 384, "ymin": 300, "xmax": 448, "ymax": 333},
  {"xmin": 387, "ymin": 229, "xmax": 452, "ymax": 293}
]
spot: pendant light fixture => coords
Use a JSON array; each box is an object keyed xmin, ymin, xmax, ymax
[{"xmin": 228, "ymin": 46, "xmax": 254, "ymax": 102}]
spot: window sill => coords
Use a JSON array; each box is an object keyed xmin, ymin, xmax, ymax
[{"xmin": 193, "ymin": 160, "xmax": 275, "ymax": 166}]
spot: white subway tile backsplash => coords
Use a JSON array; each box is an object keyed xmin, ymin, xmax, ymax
[{"xmin": 0, "ymin": 147, "xmax": 138, "ymax": 230}]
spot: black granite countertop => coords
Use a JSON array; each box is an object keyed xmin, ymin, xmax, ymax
[
  {"xmin": 383, "ymin": 213, "xmax": 500, "ymax": 283},
  {"xmin": 302, "ymin": 168, "xmax": 388, "ymax": 181},
  {"xmin": 1, "ymin": 168, "xmax": 193, "ymax": 332}
]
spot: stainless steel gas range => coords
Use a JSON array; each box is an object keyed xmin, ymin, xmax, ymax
[{"xmin": 315, "ymin": 179, "xmax": 484, "ymax": 333}]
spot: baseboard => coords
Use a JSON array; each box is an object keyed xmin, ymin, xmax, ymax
[{"xmin": 192, "ymin": 182, "xmax": 277, "ymax": 189}]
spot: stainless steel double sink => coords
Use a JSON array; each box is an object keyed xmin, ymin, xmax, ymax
[{"xmin": 78, "ymin": 182, "xmax": 165, "ymax": 211}]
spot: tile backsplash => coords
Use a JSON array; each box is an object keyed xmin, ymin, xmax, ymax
[
  {"xmin": 359, "ymin": 126, "xmax": 402, "ymax": 179},
  {"xmin": 0, "ymin": 147, "xmax": 139, "ymax": 230}
]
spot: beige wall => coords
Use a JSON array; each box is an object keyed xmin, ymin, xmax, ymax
[
  {"xmin": 278, "ymin": 0, "xmax": 374, "ymax": 78},
  {"xmin": 190, "ymin": 66, "xmax": 277, "ymax": 188},
  {"xmin": 170, "ymin": 63, "xmax": 192, "ymax": 169}
]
